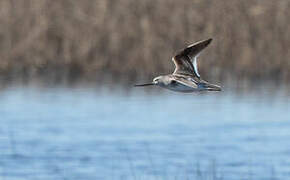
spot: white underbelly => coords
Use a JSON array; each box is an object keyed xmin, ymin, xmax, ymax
[{"xmin": 161, "ymin": 83, "xmax": 198, "ymax": 93}]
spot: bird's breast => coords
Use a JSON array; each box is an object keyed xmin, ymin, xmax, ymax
[{"xmin": 160, "ymin": 81, "xmax": 198, "ymax": 92}]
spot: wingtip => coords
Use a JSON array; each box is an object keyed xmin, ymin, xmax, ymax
[
  {"xmin": 188, "ymin": 38, "xmax": 213, "ymax": 48},
  {"xmin": 199, "ymin": 38, "xmax": 213, "ymax": 48},
  {"xmin": 205, "ymin": 38, "xmax": 213, "ymax": 45}
]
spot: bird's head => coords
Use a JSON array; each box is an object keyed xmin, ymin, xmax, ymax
[{"xmin": 153, "ymin": 76, "xmax": 163, "ymax": 85}]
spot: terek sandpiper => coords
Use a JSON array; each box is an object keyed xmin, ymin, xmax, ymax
[{"xmin": 135, "ymin": 38, "xmax": 221, "ymax": 92}]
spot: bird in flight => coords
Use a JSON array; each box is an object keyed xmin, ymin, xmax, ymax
[{"xmin": 135, "ymin": 38, "xmax": 221, "ymax": 92}]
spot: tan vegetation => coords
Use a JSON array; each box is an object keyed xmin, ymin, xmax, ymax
[{"xmin": 0, "ymin": 0, "xmax": 290, "ymax": 85}]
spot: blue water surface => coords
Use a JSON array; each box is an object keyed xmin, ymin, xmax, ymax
[{"xmin": 0, "ymin": 86, "xmax": 289, "ymax": 180}]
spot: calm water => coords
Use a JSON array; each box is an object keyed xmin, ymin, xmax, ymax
[{"xmin": 0, "ymin": 86, "xmax": 290, "ymax": 180}]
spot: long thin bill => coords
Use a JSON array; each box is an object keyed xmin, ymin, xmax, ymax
[{"xmin": 134, "ymin": 83, "xmax": 155, "ymax": 87}]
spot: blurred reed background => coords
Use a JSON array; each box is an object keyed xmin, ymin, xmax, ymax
[{"xmin": 0, "ymin": 0, "xmax": 290, "ymax": 87}]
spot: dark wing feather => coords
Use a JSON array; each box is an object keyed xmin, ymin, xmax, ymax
[{"xmin": 172, "ymin": 38, "xmax": 212, "ymax": 78}]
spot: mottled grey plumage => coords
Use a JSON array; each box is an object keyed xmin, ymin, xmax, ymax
[{"xmin": 135, "ymin": 38, "xmax": 221, "ymax": 92}]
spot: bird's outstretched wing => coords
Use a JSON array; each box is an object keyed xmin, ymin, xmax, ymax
[{"xmin": 172, "ymin": 38, "xmax": 212, "ymax": 78}]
